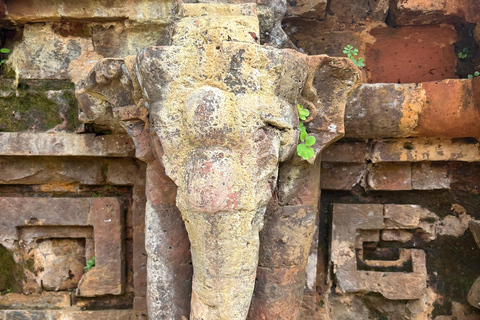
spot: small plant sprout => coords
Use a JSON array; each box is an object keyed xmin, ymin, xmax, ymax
[
  {"xmin": 0, "ymin": 48, "xmax": 9, "ymax": 65},
  {"xmin": 458, "ymin": 47, "xmax": 473, "ymax": 60},
  {"xmin": 468, "ymin": 71, "xmax": 480, "ymax": 79},
  {"xmin": 84, "ymin": 256, "xmax": 95, "ymax": 271},
  {"xmin": 343, "ymin": 45, "xmax": 365, "ymax": 68},
  {"xmin": 296, "ymin": 104, "xmax": 316, "ymax": 160}
]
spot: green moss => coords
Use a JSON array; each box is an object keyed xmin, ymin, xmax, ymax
[
  {"xmin": 0, "ymin": 245, "xmax": 22, "ymax": 293},
  {"xmin": 0, "ymin": 79, "xmax": 78, "ymax": 132}
]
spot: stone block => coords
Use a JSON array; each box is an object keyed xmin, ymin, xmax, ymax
[
  {"xmin": 468, "ymin": 277, "xmax": 480, "ymax": 309},
  {"xmin": 331, "ymin": 203, "xmax": 427, "ymax": 299},
  {"xmin": 31, "ymin": 239, "xmax": 86, "ymax": 291},
  {"xmin": 278, "ymin": 161, "xmax": 321, "ymax": 206},
  {"xmin": 283, "ymin": 21, "xmax": 362, "ymax": 57},
  {"xmin": 0, "ymin": 80, "xmax": 79, "ymax": 132},
  {"xmin": 470, "ymin": 220, "xmax": 480, "ymax": 249},
  {"xmin": 6, "ymin": 0, "xmax": 173, "ymax": 24},
  {"xmin": 106, "ymin": 158, "xmax": 141, "ymax": 186},
  {"xmin": 285, "ymin": 0, "xmax": 327, "ymax": 19},
  {"xmin": 367, "ymin": 162, "xmax": 412, "ymax": 190},
  {"xmin": 365, "ymin": 26, "xmax": 457, "ymax": 84},
  {"xmin": 0, "ymin": 133, "xmax": 135, "ymax": 157},
  {"xmin": 0, "ymin": 292, "xmax": 70, "ymax": 309},
  {"xmin": 381, "ymin": 229, "xmax": 414, "ymax": 242},
  {"xmin": 1, "ymin": 310, "xmax": 146, "ymax": 320},
  {"xmin": 0, "ymin": 197, "xmax": 125, "ymax": 297},
  {"xmin": 415, "ymin": 79, "xmax": 480, "ymax": 137},
  {"xmin": 92, "ymin": 22, "xmax": 167, "ymax": 58},
  {"xmin": 370, "ymin": 138, "xmax": 480, "ymax": 162},
  {"xmin": 9, "ymin": 23, "xmax": 102, "ymax": 82},
  {"xmin": 412, "ymin": 162, "xmax": 450, "ymax": 189},
  {"xmin": 259, "ymin": 204, "xmax": 316, "ymax": 267},
  {"xmin": 390, "ymin": 0, "xmax": 480, "ymax": 25},
  {"xmin": 320, "ymin": 162, "xmax": 365, "ymax": 190},
  {"xmin": 0, "ymin": 157, "xmax": 105, "ymax": 185},
  {"xmin": 384, "ymin": 204, "xmax": 437, "ymax": 229},
  {"xmin": 248, "ymin": 266, "xmax": 306, "ymax": 320},
  {"xmin": 345, "ymin": 83, "xmax": 424, "ymax": 138},
  {"xmin": 321, "ymin": 140, "xmax": 367, "ymax": 162}
]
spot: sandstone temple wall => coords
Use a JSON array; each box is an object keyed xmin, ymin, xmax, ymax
[{"xmin": 0, "ymin": 0, "xmax": 479, "ymax": 319}]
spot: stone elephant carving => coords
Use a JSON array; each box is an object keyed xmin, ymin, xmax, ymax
[{"xmin": 77, "ymin": 2, "xmax": 361, "ymax": 319}]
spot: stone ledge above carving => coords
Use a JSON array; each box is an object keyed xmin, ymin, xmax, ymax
[{"xmin": 0, "ymin": 132, "xmax": 135, "ymax": 157}]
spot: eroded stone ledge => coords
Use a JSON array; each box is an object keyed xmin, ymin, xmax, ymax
[{"xmin": 0, "ymin": 133, "xmax": 134, "ymax": 157}]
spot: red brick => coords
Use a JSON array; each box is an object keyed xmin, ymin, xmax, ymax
[
  {"xmin": 320, "ymin": 163, "xmax": 365, "ymax": 190},
  {"xmin": 366, "ymin": 26, "xmax": 457, "ymax": 84},
  {"xmin": 416, "ymin": 79, "xmax": 480, "ymax": 137},
  {"xmin": 367, "ymin": 162, "xmax": 412, "ymax": 190}
]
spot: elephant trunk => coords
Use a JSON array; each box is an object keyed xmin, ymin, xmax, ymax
[{"xmin": 183, "ymin": 209, "xmax": 263, "ymax": 320}]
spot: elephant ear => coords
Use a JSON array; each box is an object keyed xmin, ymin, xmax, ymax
[
  {"xmin": 296, "ymin": 55, "xmax": 362, "ymax": 164},
  {"xmin": 78, "ymin": 57, "xmax": 155, "ymax": 162}
]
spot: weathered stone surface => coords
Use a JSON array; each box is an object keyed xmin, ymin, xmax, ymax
[
  {"xmin": 321, "ymin": 140, "xmax": 368, "ymax": 163},
  {"xmin": 320, "ymin": 162, "xmax": 365, "ymax": 190},
  {"xmin": 365, "ymin": 26, "xmax": 457, "ymax": 84},
  {"xmin": 0, "ymin": 133, "xmax": 134, "ymax": 157},
  {"xmin": 9, "ymin": 23, "xmax": 102, "ymax": 82},
  {"xmin": 367, "ymin": 162, "xmax": 412, "ymax": 190},
  {"xmin": 285, "ymin": 0, "xmax": 327, "ymax": 19},
  {"xmin": 145, "ymin": 160, "xmax": 191, "ymax": 320},
  {"xmin": 342, "ymin": 79, "xmax": 480, "ymax": 139},
  {"xmin": 390, "ymin": 0, "xmax": 480, "ymax": 25},
  {"xmin": 0, "ymin": 157, "xmax": 105, "ymax": 185},
  {"xmin": 412, "ymin": 162, "xmax": 451, "ymax": 190},
  {"xmin": 332, "ymin": 204, "xmax": 427, "ymax": 299},
  {"xmin": 278, "ymin": 161, "xmax": 321, "ymax": 206},
  {"xmin": 308, "ymin": 56, "xmax": 363, "ymax": 159},
  {"xmin": 435, "ymin": 212, "xmax": 472, "ymax": 237},
  {"xmin": 0, "ymin": 310, "xmax": 146, "ymax": 320},
  {"xmin": 415, "ymin": 79, "xmax": 480, "ymax": 137},
  {"xmin": 76, "ymin": 89, "xmax": 125, "ymax": 133},
  {"xmin": 363, "ymin": 288, "xmax": 437, "ymax": 320},
  {"xmin": 92, "ymin": 22, "xmax": 167, "ymax": 58},
  {"xmin": 0, "ymin": 197, "xmax": 124, "ymax": 297},
  {"xmin": 345, "ymin": 83, "xmax": 425, "ymax": 138},
  {"xmin": 6, "ymin": 0, "xmax": 173, "ymax": 24},
  {"xmin": 283, "ymin": 20, "xmax": 363, "ymax": 57},
  {"xmin": 384, "ymin": 204, "xmax": 438, "ymax": 229},
  {"xmin": 471, "ymin": 220, "xmax": 480, "ymax": 249},
  {"xmin": 370, "ymin": 138, "xmax": 480, "ymax": 162},
  {"xmin": 468, "ymin": 277, "xmax": 480, "ymax": 309},
  {"xmin": 328, "ymin": 295, "xmax": 377, "ymax": 320},
  {"xmin": 31, "ymin": 239, "xmax": 85, "ymax": 291},
  {"xmin": 0, "ymin": 292, "xmax": 70, "ymax": 309},
  {"xmin": 381, "ymin": 229, "xmax": 414, "ymax": 242},
  {"xmin": 81, "ymin": 2, "xmax": 361, "ymax": 318},
  {"xmin": 0, "ymin": 80, "xmax": 79, "ymax": 132},
  {"xmin": 106, "ymin": 158, "xmax": 141, "ymax": 186}
]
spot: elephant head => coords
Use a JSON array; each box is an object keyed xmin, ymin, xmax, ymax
[{"xmin": 78, "ymin": 2, "xmax": 361, "ymax": 319}]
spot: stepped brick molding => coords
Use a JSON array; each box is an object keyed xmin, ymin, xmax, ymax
[{"xmin": 0, "ymin": 197, "xmax": 125, "ymax": 297}]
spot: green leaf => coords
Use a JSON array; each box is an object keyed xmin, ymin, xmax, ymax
[
  {"xmin": 299, "ymin": 121, "xmax": 305, "ymax": 130},
  {"xmin": 468, "ymin": 74, "xmax": 474, "ymax": 79},
  {"xmin": 300, "ymin": 130, "xmax": 307, "ymax": 142},
  {"xmin": 297, "ymin": 144, "xmax": 314, "ymax": 160},
  {"xmin": 305, "ymin": 135, "xmax": 316, "ymax": 146},
  {"xmin": 0, "ymin": 60, "xmax": 6, "ymax": 64},
  {"xmin": 300, "ymin": 108, "xmax": 309, "ymax": 117},
  {"xmin": 0, "ymin": 48, "xmax": 10, "ymax": 54},
  {"xmin": 475, "ymin": 71, "xmax": 480, "ymax": 77},
  {"xmin": 355, "ymin": 58, "xmax": 365, "ymax": 68}
]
